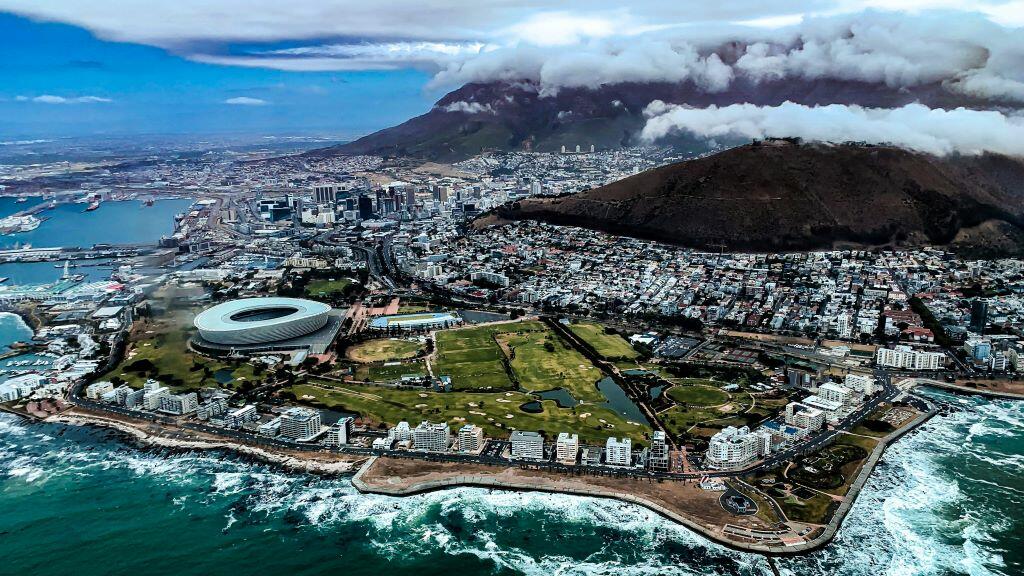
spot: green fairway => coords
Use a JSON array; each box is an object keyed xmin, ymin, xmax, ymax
[
  {"xmin": 568, "ymin": 322, "xmax": 639, "ymax": 359},
  {"xmin": 666, "ymin": 384, "xmax": 730, "ymax": 406},
  {"xmin": 432, "ymin": 320, "xmax": 605, "ymax": 401},
  {"xmin": 433, "ymin": 322, "xmax": 521, "ymax": 391},
  {"xmin": 290, "ymin": 381, "xmax": 649, "ymax": 443},
  {"xmin": 305, "ymin": 278, "xmax": 352, "ymax": 298},
  {"xmin": 346, "ymin": 338, "xmax": 423, "ymax": 363},
  {"xmin": 352, "ymin": 360, "xmax": 428, "ymax": 382}
]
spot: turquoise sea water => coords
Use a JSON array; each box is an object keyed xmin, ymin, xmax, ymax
[
  {"xmin": 0, "ymin": 312, "xmax": 33, "ymax": 352},
  {"xmin": 0, "ymin": 196, "xmax": 46, "ymax": 218},
  {"xmin": 0, "ymin": 199, "xmax": 192, "ymax": 249},
  {"xmin": 0, "ymin": 389, "xmax": 1020, "ymax": 576}
]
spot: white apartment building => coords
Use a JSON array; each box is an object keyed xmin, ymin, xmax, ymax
[
  {"xmin": 85, "ymin": 380, "xmax": 114, "ymax": 399},
  {"xmin": 706, "ymin": 426, "xmax": 771, "ymax": 470},
  {"xmin": 605, "ymin": 437, "xmax": 632, "ymax": 467},
  {"xmin": 325, "ymin": 417, "xmax": 353, "ymax": 447},
  {"xmin": 647, "ymin": 431, "xmax": 670, "ymax": 471},
  {"xmin": 844, "ymin": 374, "xmax": 876, "ymax": 396},
  {"xmin": 391, "ymin": 421, "xmax": 414, "ymax": 443},
  {"xmin": 785, "ymin": 402, "xmax": 826, "ymax": 431},
  {"xmin": 279, "ymin": 407, "xmax": 323, "ymax": 441},
  {"xmin": 414, "ymin": 421, "xmax": 451, "ymax": 452},
  {"xmin": 158, "ymin": 392, "xmax": 199, "ymax": 415},
  {"xmin": 803, "ymin": 392, "xmax": 844, "ymax": 421},
  {"xmin": 818, "ymin": 382, "xmax": 854, "ymax": 407},
  {"xmin": 226, "ymin": 405, "xmax": 258, "ymax": 428},
  {"xmin": 458, "ymin": 424, "xmax": 485, "ymax": 454},
  {"xmin": 555, "ymin": 432, "xmax": 579, "ymax": 464},
  {"xmin": 876, "ymin": 345, "xmax": 944, "ymax": 370},
  {"xmin": 142, "ymin": 386, "xmax": 169, "ymax": 410},
  {"xmin": 510, "ymin": 430, "xmax": 545, "ymax": 460}
]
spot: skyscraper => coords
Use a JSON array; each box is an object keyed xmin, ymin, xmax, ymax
[
  {"xmin": 357, "ymin": 195, "xmax": 374, "ymax": 220},
  {"xmin": 971, "ymin": 299, "xmax": 988, "ymax": 334},
  {"xmin": 313, "ymin": 184, "xmax": 338, "ymax": 205}
]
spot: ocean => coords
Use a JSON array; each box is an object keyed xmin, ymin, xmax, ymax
[
  {"xmin": 0, "ymin": 198, "xmax": 193, "ymax": 250},
  {"xmin": 0, "ymin": 389, "xmax": 1020, "ymax": 576},
  {"xmin": 0, "ymin": 312, "xmax": 33, "ymax": 353}
]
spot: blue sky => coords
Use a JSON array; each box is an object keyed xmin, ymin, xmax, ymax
[
  {"xmin": 0, "ymin": 14, "xmax": 438, "ymax": 138},
  {"xmin": 1, "ymin": 2, "xmax": 1020, "ymax": 142}
]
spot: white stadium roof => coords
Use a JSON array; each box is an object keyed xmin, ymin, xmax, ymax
[{"xmin": 193, "ymin": 297, "xmax": 330, "ymax": 345}]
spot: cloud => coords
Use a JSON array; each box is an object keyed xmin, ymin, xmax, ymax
[
  {"xmin": 16, "ymin": 94, "xmax": 112, "ymax": 104},
  {"xmin": 2, "ymin": 2, "xmax": 1023, "ymax": 106},
  {"xmin": 640, "ymin": 101, "xmax": 1024, "ymax": 156},
  {"xmin": 224, "ymin": 96, "xmax": 268, "ymax": 105},
  {"xmin": 441, "ymin": 100, "xmax": 495, "ymax": 114},
  {"xmin": 432, "ymin": 11, "xmax": 1024, "ymax": 102}
]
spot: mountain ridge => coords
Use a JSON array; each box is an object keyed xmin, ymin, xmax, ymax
[
  {"xmin": 310, "ymin": 79, "xmax": 1015, "ymax": 162},
  {"xmin": 473, "ymin": 141, "xmax": 1024, "ymax": 256}
]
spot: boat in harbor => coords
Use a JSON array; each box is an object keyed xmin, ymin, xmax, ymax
[{"xmin": 85, "ymin": 201, "xmax": 100, "ymax": 212}]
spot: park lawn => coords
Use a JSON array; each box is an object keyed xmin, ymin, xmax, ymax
[
  {"xmin": 666, "ymin": 384, "xmax": 730, "ymax": 406},
  {"xmin": 659, "ymin": 390, "xmax": 785, "ymax": 440},
  {"xmin": 352, "ymin": 360, "xmax": 428, "ymax": 382},
  {"xmin": 569, "ymin": 322, "xmax": 639, "ymax": 359},
  {"xmin": 660, "ymin": 404, "xmax": 738, "ymax": 439},
  {"xmin": 103, "ymin": 312, "xmax": 257, "ymax": 393},
  {"xmin": 346, "ymin": 338, "xmax": 423, "ymax": 363},
  {"xmin": 498, "ymin": 329, "xmax": 605, "ymax": 402},
  {"xmin": 305, "ymin": 278, "xmax": 352, "ymax": 298},
  {"xmin": 834, "ymin": 432, "xmax": 880, "ymax": 453},
  {"xmin": 777, "ymin": 492, "xmax": 835, "ymax": 524},
  {"xmin": 433, "ymin": 320, "xmax": 545, "ymax": 392},
  {"xmin": 290, "ymin": 381, "xmax": 649, "ymax": 443}
]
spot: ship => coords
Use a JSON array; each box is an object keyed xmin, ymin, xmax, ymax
[
  {"xmin": 16, "ymin": 197, "xmax": 27, "ymax": 203},
  {"xmin": 143, "ymin": 197, "xmax": 155, "ymax": 207},
  {"xmin": 85, "ymin": 201, "xmax": 100, "ymax": 212}
]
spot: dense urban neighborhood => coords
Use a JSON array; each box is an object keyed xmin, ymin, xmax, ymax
[{"xmin": 0, "ymin": 142, "xmax": 1019, "ymax": 552}]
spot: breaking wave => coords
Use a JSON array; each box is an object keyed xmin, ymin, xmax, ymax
[{"xmin": 1, "ymin": 389, "xmax": 1021, "ymax": 576}]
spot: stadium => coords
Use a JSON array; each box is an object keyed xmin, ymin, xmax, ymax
[
  {"xmin": 368, "ymin": 311, "xmax": 461, "ymax": 331},
  {"xmin": 191, "ymin": 297, "xmax": 341, "ymax": 355}
]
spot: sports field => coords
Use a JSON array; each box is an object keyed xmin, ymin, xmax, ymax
[
  {"xmin": 291, "ymin": 381, "xmax": 648, "ymax": 443},
  {"xmin": 666, "ymin": 384, "xmax": 730, "ymax": 407},
  {"xmin": 432, "ymin": 320, "xmax": 604, "ymax": 401},
  {"xmin": 305, "ymin": 278, "xmax": 352, "ymax": 298},
  {"xmin": 568, "ymin": 322, "xmax": 639, "ymax": 359},
  {"xmin": 345, "ymin": 338, "xmax": 423, "ymax": 363}
]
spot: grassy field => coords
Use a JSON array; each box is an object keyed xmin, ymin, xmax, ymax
[
  {"xmin": 569, "ymin": 322, "xmax": 639, "ymax": 359},
  {"xmin": 352, "ymin": 360, "xmax": 428, "ymax": 382},
  {"xmin": 346, "ymin": 338, "xmax": 423, "ymax": 363},
  {"xmin": 777, "ymin": 492, "xmax": 835, "ymax": 524},
  {"xmin": 290, "ymin": 381, "xmax": 648, "ymax": 443},
  {"xmin": 433, "ymin": 322, "xmax": 524, "ymax": 391},
  {"xmin": 660, "ymin": 390, "xmax": 792, "ymax": 441},
  {"xmin": 432, "ymin": 320, "xmax": 605, "ymax": 401},
  {"xmin": 102, "ymin": 310, "xmax": 257, "ymax": 393},
  {"xmin": 305, "ymin": 278, "xmax": 352, "ymax": 298},
  {"xmin": 666, "ymin": 384, "xmax": 730, "ymax": 406}
]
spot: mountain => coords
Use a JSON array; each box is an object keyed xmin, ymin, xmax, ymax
[
  {"xmin": 312, "ymin": 79, "xmax": 1006, "ymax": 162},
  {"xmin": 474, "ymin": 141, "xmax": 1024, "ymax": 256}
]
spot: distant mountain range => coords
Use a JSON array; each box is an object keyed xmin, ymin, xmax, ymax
[
  {"xmin": 474, "ymin": 141, "xmax": 1024, "ymax": 256},
  {"xmin": 312, "ymin": 78, "xmax": 1009, "ymax": 162}
]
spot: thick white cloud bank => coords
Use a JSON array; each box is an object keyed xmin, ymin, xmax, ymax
[
  {"xmin": 640, "ymin": 101, "xmax": 1024, "ymax": 156},
  {"xmin": 432, "ymin": 11, "xmax": 1024, "ymax": 102},
  {"xmin": 3, "ymin": 2, "xmax": 1023, "ymax": 104}
]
